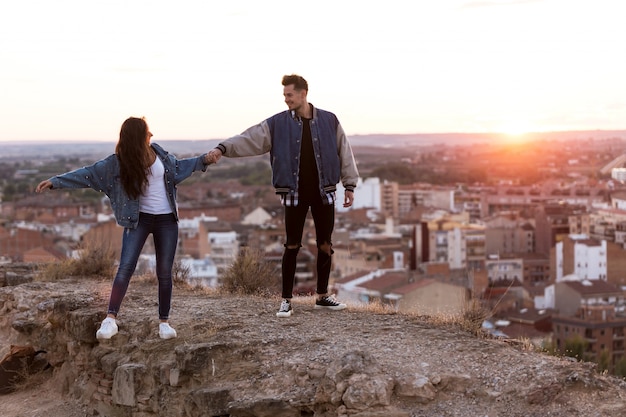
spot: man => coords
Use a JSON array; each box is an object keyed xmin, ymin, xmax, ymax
[{"xmin": 207, "ymin": 74, "xmax": 359, "ymax": 317}]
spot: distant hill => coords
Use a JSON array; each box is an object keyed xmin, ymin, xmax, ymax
[
  {"xmin": 0, "ymin": 139, "xmax": 224, "ymax": 159},
  {"xmin": 2, "ymin": 130, "xmax": 626, "ymax": 159},
  {"xmin": 348, "ymin": 130, "xmax": 626, "ymax": 147}
]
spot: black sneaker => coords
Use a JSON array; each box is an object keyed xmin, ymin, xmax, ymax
[
  {"xmin": 276, "ymin": 299, "xmax": 293, "ymax": 318},
  {"xmin": 315, "ymin": 295, "xmax": 347, "ymax": 311}
]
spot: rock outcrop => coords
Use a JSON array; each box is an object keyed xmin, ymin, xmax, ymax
[{"xmin": 1, "ymin": 276, "xmax": 625, "ymax": 416}]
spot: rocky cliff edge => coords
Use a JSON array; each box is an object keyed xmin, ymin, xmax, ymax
[{"xmin": 1, "ymin": 272, "xmax": 625, "ymax": 417}]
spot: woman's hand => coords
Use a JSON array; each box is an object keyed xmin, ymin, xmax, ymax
[
  {"xmin": 205, "ymin": 148, "xmax": 223, "ymax": 164},
  {"xmin": 35, "ymin": 180, "xmax": 52, "ymax": 193}
]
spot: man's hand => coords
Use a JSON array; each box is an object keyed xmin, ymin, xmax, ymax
[
  {"xmin": 205, "ymin": 148, "xmax": 223, "ymax": 164},
  {"xmin": 343, "ymin": 190, "xmax": 354, "ymax": 208}
]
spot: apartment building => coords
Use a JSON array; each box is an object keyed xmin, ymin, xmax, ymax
[
  {"xmin": 535, "ymin": 203, "xmax": 588, "ymax": 256},
  {"xmin": 555, "ymin": 234, "xmax": 607, "ymax": 282},
  {"xmin": 485, "ymin": 256, "xmax": 523, "ymax": 284},
  {"xmin": 380, "ymin": 180, "xmax": 399, "ymax": 219},
  {"xmin": 482, "ymin": 211, "xmax": 535, "ymax": 256},
  {"xmin": 479, "ymin": 185, "xmax": 603, "ymax": 219},
  {"xmin": 552, "ymin": 280, "xmax": 626, "ymax": 371},
  {"xmin": 454, "ymin": 188, "xmax": 482, "ymax": 222},
  {"xmin": 426, "ymin": 214, "xmax": 485, "ymax": 271},
  {"xmin": 587, "ymin": 207, "xmax": 626, "ymax": 243},
  {"xmin": 397, "ymin": 184, "xmax": 455, "ymax": 217}
]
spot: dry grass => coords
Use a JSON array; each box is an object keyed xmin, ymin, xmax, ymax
[
  {"xmin": 283, "ymin": 293, "xmax": 489, "ymax": 338},
  {"xmin": 1, "ymin": 348, "xmax": 51, "ymax": 394},
  {"xmin": 219, "ymin": 248, "xmax": 281, "ymax": 296},
  {"xmin": 516, "ymin": 337, "xmax": 541, "ymax": 352},
  {"xmin": 343, "ymin": 299, "xmax": 398, "ymax": 315},
  {"xmin": 172, "ymin": 259, "xmax": 191, "ymax": 286},
  {"xmin": 37, "ymin": 241, "xmax": 115, "ymax": 282},
  {"xmin": 339, "ymin": 297, "xmax": 491, "ymax": 337},
  {"xmin": 132, "ymin": 259, "xmax": 194, "ymax": 288},
  {"xmin": 129, "ymin": 273, "xmax": 157, "ymax": 284},
  {"xmin": 10, "ymin": 367, "xmax": 52, "ymax": 392},
  {"xmin": 291, "ymin": 293, "xmax": 489, "ymax": 337},
  {"xmin": 457, "ymin": 298, "xmax": 491, "ymax": 335}
]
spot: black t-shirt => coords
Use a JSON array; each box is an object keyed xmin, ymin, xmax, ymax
[{"xmin": 298, "ymin": 117, "xmax": 320, "ymax": 202}]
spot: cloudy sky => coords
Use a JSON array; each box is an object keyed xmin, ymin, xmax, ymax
[{"xmin": 1, "ymin": 0, "xmax": 625, "ymax": 142}]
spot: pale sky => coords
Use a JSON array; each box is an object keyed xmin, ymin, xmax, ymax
[{"xmin": 2, "ymin": 0, "xmax": 626, "ymax": 142}]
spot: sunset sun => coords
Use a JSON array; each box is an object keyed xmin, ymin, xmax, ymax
[{"xmin": 499, "ymin": 120, "xmax": 532, "ymax": 137}]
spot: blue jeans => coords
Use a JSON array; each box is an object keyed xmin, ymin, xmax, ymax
[{"xmin": 107, "ymin": 212, "xmax": 178, "ymax": 320}]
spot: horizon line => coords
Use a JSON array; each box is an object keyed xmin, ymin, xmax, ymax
[{"xmin": 2, "ymin": 128, "xmax": 626, "ymax": 144}]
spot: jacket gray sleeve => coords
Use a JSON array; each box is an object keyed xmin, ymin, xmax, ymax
[
  {"xmin": 336, "ymin": 123, "xmax": 359, "ymax": 191},
  {"xmin": 217, "ymin": 121, "xmax": 272, "ymax": 157}
]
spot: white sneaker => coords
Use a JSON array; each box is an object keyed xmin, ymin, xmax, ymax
[
  {"xmin": 276, "ymin": 299, "xmax": 293, "ymax": 318},
  {"xmin": 159, "ymin": 323, "xmax": 177, "ymax": 339},
  {"xmin": 96, "ymin": 317, "xmax": 118, "ymax": 339}
]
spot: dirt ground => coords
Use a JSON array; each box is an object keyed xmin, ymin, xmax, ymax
[{"xmin": 0, "ymin": 379, "xmax": 90, "ymax": 417}]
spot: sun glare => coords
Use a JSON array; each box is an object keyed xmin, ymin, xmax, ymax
[
  {"xmin": 499, "ymin": 120, "xmax": 531, "ymax": 137},
  {"xmin": 495, "ymin": 119, "xmax": 536, "ymax": 144}
]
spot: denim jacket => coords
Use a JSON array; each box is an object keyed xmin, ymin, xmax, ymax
[
  {"xmin": 48, "ymin": 143, "xmax": 208, "ymax": 229},
  {"xmin": 216, "ymin": 104, "xmax": 359, "ymax": 199}
]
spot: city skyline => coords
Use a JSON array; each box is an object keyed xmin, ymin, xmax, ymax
[{"xmin": 2, "ymin": 0, "xmax": 626, "ymax": 142}]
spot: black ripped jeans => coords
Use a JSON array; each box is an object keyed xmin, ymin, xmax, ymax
[{"xmin": 281, "ymin": 198, "xmax": 335, "ymax": 299}]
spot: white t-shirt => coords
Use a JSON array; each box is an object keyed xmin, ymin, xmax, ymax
[{"xmin": 139, "ymin": 157, "xmax": 172, "ymax": 214}]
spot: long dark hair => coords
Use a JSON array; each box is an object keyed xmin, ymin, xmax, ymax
[{"xmin": 115, "ymin": 117, "xmax": 153, "ymax": 199}]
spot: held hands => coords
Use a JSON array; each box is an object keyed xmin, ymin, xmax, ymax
[
  {"xmin": 205, "ymin": 148, "xmax": 223, "ymax": 165},
  {"xmin": 35, "ymin": 180, "xmax": 52, "ymax": 193},
  {"xmin": 343, "ymin": 190, "xmax": 354, "ymax": 208}
]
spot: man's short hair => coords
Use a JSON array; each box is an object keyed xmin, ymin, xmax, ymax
[{"xmin": 282, "ymin": 74, "xmax": 308, "ymax": 92}]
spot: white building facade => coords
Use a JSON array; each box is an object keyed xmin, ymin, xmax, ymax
[{"xmin": 555, "ymin": 234, "xmax": 607, "ymax": 282}]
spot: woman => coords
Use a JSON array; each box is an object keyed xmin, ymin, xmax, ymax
[{"xmin": 36, "ymin": 117, "xmax": 213, "ymax": 340}]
